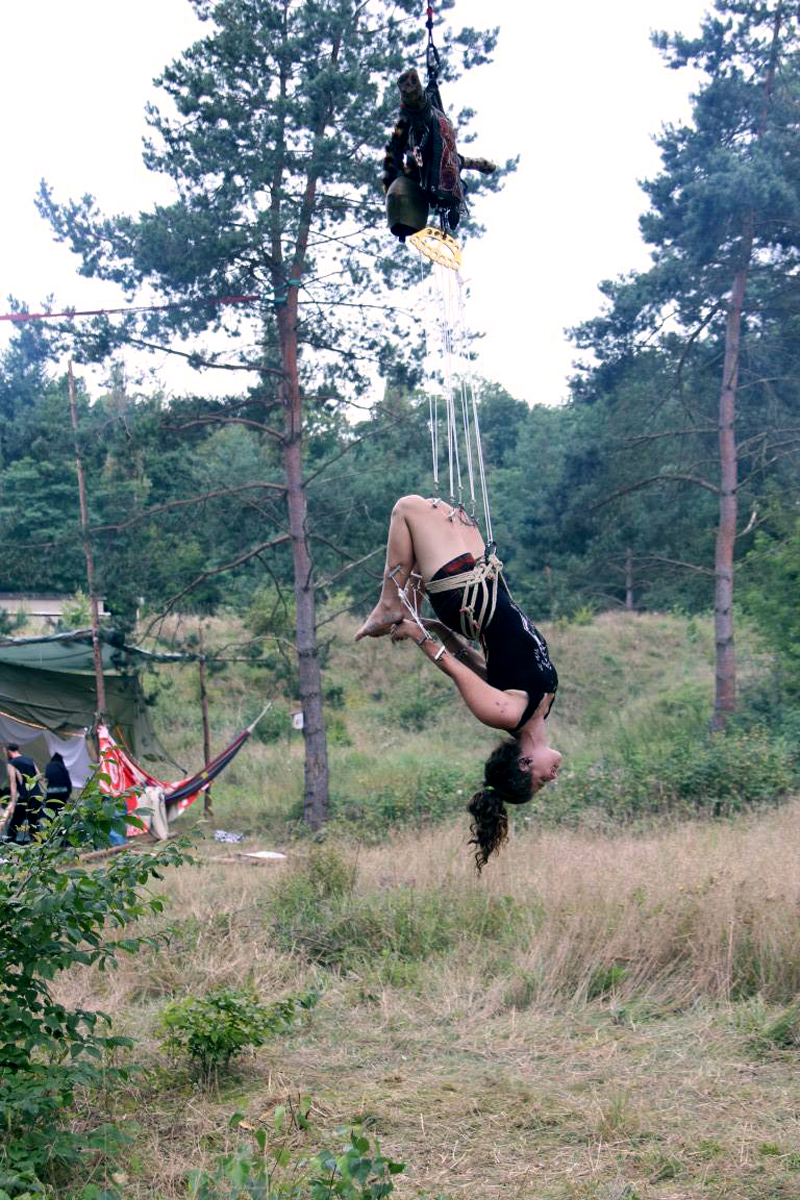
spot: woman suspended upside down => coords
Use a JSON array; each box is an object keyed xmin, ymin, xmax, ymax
[{"xmin": 355, "ymin": 495, "xmax": 561, "ymax": 871}]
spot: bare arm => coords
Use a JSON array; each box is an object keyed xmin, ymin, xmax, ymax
[
  {"xmin": 391, "ymin": 619, "xmax": 523, "ymax": 730},
  {"xmin": 7, "ymin": 763, "xmax": 18, "ymax": 804},
  {"xmin": 421, "ymin": 619, "xmax": 487, "ymax": 680}
]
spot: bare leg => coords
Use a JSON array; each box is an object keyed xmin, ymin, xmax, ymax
[
  {"xmin": 355, "ymin": 495, "xmax": 484, "ymax": 640},
  {"xmin": 354, "ymin": 500, "xmax": 417, "ymax": 640}
]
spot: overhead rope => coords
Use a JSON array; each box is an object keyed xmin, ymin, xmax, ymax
[
  {"xmin": 382, "ymin": 4, "xmax": 495, "ymax": 552},
  {"xmin": 0, "ymin": 294, "xmax": 260, "ymax": 324},
  {"xmin": 424, "ymin": 4, "xmax": 444, "ymax": 113},
  {"xmin": 423, "ymin": 258, "xmax": 494, "ymax": 550}
]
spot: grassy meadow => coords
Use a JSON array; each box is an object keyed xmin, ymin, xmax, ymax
[{"xmin": 49, "ymin": 612, "xmax": 800, "ymax": 1197}]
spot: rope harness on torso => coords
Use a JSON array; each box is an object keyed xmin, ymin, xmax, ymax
[{"xmin": 425, "ymin": 550, "xmax": 504, "ymax": 640}]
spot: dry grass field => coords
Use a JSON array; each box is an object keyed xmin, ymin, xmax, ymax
[
  {"xmin": 55, "ymin": 801, "xmax": 800, "ymax": 1198},
  {"xmin": 11, "ymin": 609, "xmax": 796, "ymax": 1197}
]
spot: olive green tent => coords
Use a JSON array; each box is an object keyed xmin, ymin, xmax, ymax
[{"xmin": 0, "ymin": 630, "xmax": 178, "ymax": 784}]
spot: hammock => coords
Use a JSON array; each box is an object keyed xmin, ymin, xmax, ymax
[{"xmin": 96, "ymin": 705, "xmax": 270, "ymax": 834}]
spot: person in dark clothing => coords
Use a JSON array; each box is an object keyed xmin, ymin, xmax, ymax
[
  {"xmin": 44, "ymin": 752, "xmax": 73, "ymax": 817},
  {"xmin": 355, "ymin": 495, "xmax": 561, "ymax": 871},
  {"xmin": 3, "ymin": 744, "xmax": 43, "ymax": 844}
]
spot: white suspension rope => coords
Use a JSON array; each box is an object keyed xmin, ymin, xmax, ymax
[
  {"xmin": 456, "ymin": 273, "xmax": 493, "ymax": 545},
  {"xmin": 435, "ymin": 261, "xmax": 461, "ymax": 505},
  {"xmin": 418, "ymin": 245, "xmax": 494, "ymax": 548}
]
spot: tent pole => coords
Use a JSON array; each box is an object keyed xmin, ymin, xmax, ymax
[{"xmin": 68, "ymin": 361, "xmax": 106, "ymax": 719}]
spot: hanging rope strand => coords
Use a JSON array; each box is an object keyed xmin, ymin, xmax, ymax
[
  {"xmin": 452, "ymin": 271, "xmax": 478, "ymax": 516},
  {"xmin": 436, "ymin": 261, "xmax": 462, "ymax": 505},
  {"xmin": 420, "ymin": 255, "xmax": 440, "ymax": 495},
  {"xmin": 457, "ymin": 273, "xmax": 493, "ymax": 545}
]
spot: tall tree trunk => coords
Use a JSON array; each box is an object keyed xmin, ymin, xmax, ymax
[
  {"xmin": 277, "ymin": 313, "xmax": 329, "ymax": 830},
  {"xmin": 713, "ymin": 258, "xmax": 749, "ymax": 730},
  {"xmin": 68, "ymin": 361, "xmax": 106, "ymax": 720},
  {"xmin": 712, "ymin": 4, "xmax": 782, "ymax": 731}
]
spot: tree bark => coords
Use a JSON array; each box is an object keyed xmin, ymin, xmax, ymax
[
  {"xmin": 68, "ymin": 361, "xmax": 106, "ymax": 720},
  {"xmin": 267, "ymin": 23, "xmax": 341, "ymax": 829},
  {"xmin": 278, "ymin": 311, "xmax": 329, "ymax": 828},
  {"xmin": 712, "ymin": 3, "xmax": 782, "ymax": 731},
  {"xmin": 713, "ymin": 258, "xmax": 749, "ymax": 729}
]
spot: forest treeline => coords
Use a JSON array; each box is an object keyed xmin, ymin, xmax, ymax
[{"xmin": 1, "ymin": 315, "xmax": 798, "ymax": 698}]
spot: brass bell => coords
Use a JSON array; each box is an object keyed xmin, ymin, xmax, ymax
[{"xmin": 386, "ymin": 176, "xmax": 429, "ymax": 241}]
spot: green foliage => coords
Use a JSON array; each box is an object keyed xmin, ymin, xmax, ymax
[
  {"xmin": 0, "ymin": 775, "xmax": 189, "ymax": 1194},
  {"xmin": 587, "ymin": 963, "xmax": 629, "ymax": 1000},
  {"xmin": 159, "ymin": 987, "xmax": 318, "ymax": 1082},
  {"xmin": 756, "ymin": 1001, "xmax": 800, "ymax": 1050},
  {"xmin": 249, "ymin": 702, "xmax": 293, "ymax": 744},
  {"xmin": 390, "ymin": 672, "xmax": 450, "ymax": 732},
  {"xmin": 247, "ymin": 585, "xmax": 296, "ymax": 643},
  {"xmin": 188, "ymin": 1113, "xmax": 405, "ymax": 1200},
  {"xmin": 56, "ymin": 589, "xmax": 92, "ymax": 630},
  {"xmin": 742, "ymin": 515, "xmax": 800, "ymax": 699},
  {"xmin": 269, "ymin": 846, "xmax": 525, "ymax": 973},
  {"xmin": 330, "ymin": 761, "xmax": 474, "ymax": 835},
  {"xmin": 539, "ymin": 704, "xmax": 798, "ymax": 825}
]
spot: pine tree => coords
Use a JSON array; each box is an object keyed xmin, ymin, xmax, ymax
[
  {"xmin": 573, "ymin": 0, "xmax": 800, "ymax": 727},
  {"xmin": 38, "ymin": 0, "xmax": 504, "ymax": 825}
]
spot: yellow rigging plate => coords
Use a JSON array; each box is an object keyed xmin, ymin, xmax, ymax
[{"xmin": 409, "ymin": 225, "xmax": 462, "ymax": 270}]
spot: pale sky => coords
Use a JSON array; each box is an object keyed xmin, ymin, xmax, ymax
[{"xmin": 0, "ymin": 0, "xmax": 709, "ymax": 405}]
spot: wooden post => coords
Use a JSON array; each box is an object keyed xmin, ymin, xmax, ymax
[
  {"xmin": 68, "ymin": 361, "xmax": 106, "ymax": 719},
  {"xmin": 198, "ymin": 623, "xmax": 213, "ymax": 816},
  {"xmin": 625, "ymin": 548, "xmax": 635, "ymax": 612}
]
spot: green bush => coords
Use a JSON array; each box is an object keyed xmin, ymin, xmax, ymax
[
  {"xmin": 249, "ymin": 701, "xmax": 293, "ymax": 743},
  {"xmin": 742, "ymin": 516, "xmax": 800, "ymax": 699},
  {"xmin": 188, "ymin": 1110, "xmax": 406, "ymax": 1199},
  {"xmin": 544, "ymin": 720, "xmax": 797, "ymax": 824},
  {"xmin": 159, "ymin": 987, "xmax": 318, "ymax": 1082},
  {"xmin": 0, "ymin": 776, "xmax": 189, "ymax": 1195},
  {"xmin": 390, "ymin": 672, "xmax": 450, "ymax": 732}
]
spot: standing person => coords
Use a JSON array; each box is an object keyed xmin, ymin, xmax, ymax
[
  {"xmin": 355, "ymin": 494, "xmax": 561, "ymax": 871},
  {"xmin": 44, "ymin": 751, "xmax": 73, "ymax": 819},
  {"xmin": 3, "ymin": 744, "xmax": 43, "ymax": 844}
]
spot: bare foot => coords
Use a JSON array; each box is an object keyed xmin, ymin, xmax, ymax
[{"xmin": 354, "ymin": 602, "xmax": 405, "ymax": 641}]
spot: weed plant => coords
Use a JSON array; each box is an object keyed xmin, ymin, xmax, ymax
[
  {"xmin": 188, "ymin": 1110, "xmax": 407, "ymax": 1200},
  {"xmin": 159, "ymin": 986, "xmax": 318, "ymax": 1082}
]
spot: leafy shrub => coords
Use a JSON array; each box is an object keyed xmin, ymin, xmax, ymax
[
  {"xmin": 545, "ymin": 721, "xmax": 797, "ymax": 824},
  {"xmin": 742, "ymin": 516, "xmax": 800, "ymax": 699},
  {"xmin": 249, "ymin": 701, "xmax": 292, "ymax": 743},
  {"xmin": 755, "ymin": 1001, "xmax": 800, "ymax": 1050},
  {"xmin": 188, "ymin": 1111, "xmax": 406, "ymax": 1199},
  {"xmin": 0, "ymin": 776, "xmax": 189, "ymax": 1194},
  {"xmin": 159, "ymin": 987, "xmax": 318, "ymax": 1082},
  {"xmin": 57, "ymin": 589, "xmax": 92, "ymax": 631}
]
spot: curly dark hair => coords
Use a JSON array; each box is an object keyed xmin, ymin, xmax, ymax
[{"xmin": 466, "ymin": 739, "xmax": 532, "ymax": 873}]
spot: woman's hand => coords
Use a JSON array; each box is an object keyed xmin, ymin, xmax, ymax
[{"xmin": 390, "ymin": 618, "xmax": 424, "ymax": 644}]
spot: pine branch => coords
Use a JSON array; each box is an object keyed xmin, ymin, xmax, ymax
[
  {"xmin": 144, "ymin": 534, "xmax": 291, "ymax": 635},
  {"xmin": 591, "ymin": 472, "xmax": 721, "ymax": 510},
  {"xmin": 91, "ymin": 483, "xmax": 287, "ymax": 535}
]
